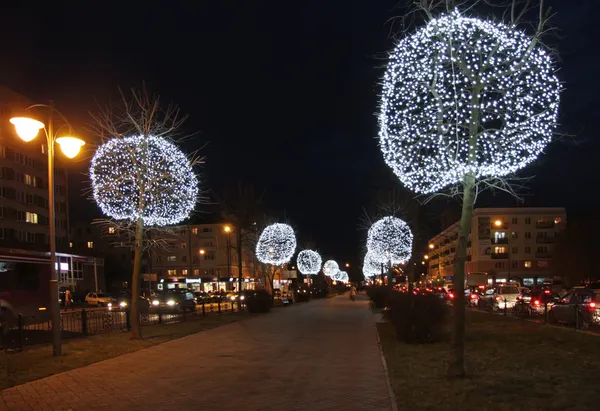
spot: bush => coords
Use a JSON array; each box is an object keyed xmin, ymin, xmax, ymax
[
  {"xmin": 245, "ymin": 290, "xmax": 272, "ymax": 313},
  {"xmin": 387, "ymin": 292, "xmax": 447, "ymax": 343},
  {"xmin": 366, "ymin": 286, "xmax": 389, "ymax": 309}
]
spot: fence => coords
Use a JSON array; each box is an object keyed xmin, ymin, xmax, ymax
[
  {"xmin": 464, "ymin": 298, "xmax": 600, "ymax": 332},
  {"xmin": 0, "ymin": 301, "xmax": 244, "ymax": 352}
]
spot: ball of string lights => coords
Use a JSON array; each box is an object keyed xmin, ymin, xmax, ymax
[
  {"xmin": 90, "ymin": 135, "xmax": 198, "ymax": 226},
  {"xmin": 378, "ymin": 10, "xmax": 560, "ymax": 194},
  {"xmin": 255, "ymin": 223, "xmax": 297, "ymax": 266},
  {"xmin": 363, "ymin": 250, "xmax": 381, "ymax": 278},
  {"xmin": 367, "ymin": 216, "xmax": 413, "ymax": 264},
  {"xmin": 322, "ymin": 260, "xmax": 340, "ymax": 277},
  {"xmin": 296, "ymin": 250, "xmax": 322, "ymax": 275}
]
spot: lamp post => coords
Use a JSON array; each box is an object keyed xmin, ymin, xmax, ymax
[
  {"xmin": 10, "ymin": 104, "xmax": 85, "ymax": 356},
  {"xmin": 224, "ymin": 225, "xmax": 232, "ymax": 292}
]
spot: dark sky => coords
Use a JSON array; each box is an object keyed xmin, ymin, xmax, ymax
[{"xmin": 2, "ymin": 0, "xmax": 599, "ymax": 268}]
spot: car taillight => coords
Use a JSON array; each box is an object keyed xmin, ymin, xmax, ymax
[
  {"xmin": 533, "ymin": 300, "xmax": 540, "ymax": 306},
  {"xmin": 544, "ymin": 290, "xmax": 550, "ymax": 294},
  {"xmin": 495, "ymin": 296, "xmax": 502, "ymax": 301},
  {"xmin": 590, "ymin": 302, "xmax": 596, "ymax": 309},
  {"xmin": 448, "ymin": 293, "xmax": 454, "ymax": 299},
  {"xmin": 470, "ymin": 294, "xmax": 477, "ymax": 299}
]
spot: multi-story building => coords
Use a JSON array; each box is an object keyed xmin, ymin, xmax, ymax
[
  {"xmin": 0, "ymin": 86, "xmax": 70, "ymax": 252},
  {"xmin": 0, "ymin": 86, "xmax": 103, "ymax": 294},
  {"xmin": 428, "ymin": 207, "xmax": 566, "ymax": 286},
  {"xmin": 151, "ymin": 223, "xmax": 258, "ymax": 292}
]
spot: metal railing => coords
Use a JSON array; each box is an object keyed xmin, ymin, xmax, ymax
[{"xmin": 1, "ymin": 300, "xmax": 244, "ymax": 352}]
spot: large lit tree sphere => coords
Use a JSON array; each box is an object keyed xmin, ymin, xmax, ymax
[
  {"xmin": 296, "ymin": 250, "xmax": 322, "ymax": 275},
  {"xmin": 322, "ymin": 260, "xmax": 340, "ymax": 277},
  {"xmin": 90, "ymin": 135, "xmax": 198, "ymax": 226},
  {"xmin": 363, "ymin": 250, "xmax": 381, "ymax": 278},
  {"xmin": 367, "ymin": 216, "xmax": 413, "ymax": 264},
  {"xmin": 255, "ymin": 223, "xmax": 297, "ymax": 266},
  {"xmin": 378, "ymin": 10, "xmax": 560, "ymax": 194}
]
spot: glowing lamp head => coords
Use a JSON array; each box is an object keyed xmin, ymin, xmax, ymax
[
  {"xmin": 494, "ymin": 220, "xmax": 503, "ymax": 227},
  {"xmin": 199, "ymin": 249, "xmax": 205, "ymax": 255},
  {"xmin": 429, "ymin": 244, "xmax": 435, "ymax": 249},
  {"xmin": 56, "ymin": 137, "xmax": 85, "ymax": 158},
  {"xmin": 224, "ymin": 225, "xmax": 232, "ymax": 233},
  {"xmin": 10, "ymin": 117, "xmax": 44, "ymax": 142}
]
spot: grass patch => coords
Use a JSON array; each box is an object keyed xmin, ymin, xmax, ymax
[
  {"xmin": 0, "ymin": 313, "xmax": 248, "ymax": 390},
  {"xmin": 378, "ymin": 310, "xmax": 599, "ymax": 411}
]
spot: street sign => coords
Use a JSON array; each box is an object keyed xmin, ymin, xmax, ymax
[{"xmin": 143, "ymin": 273, "xmax": 158, "ymax": 282}]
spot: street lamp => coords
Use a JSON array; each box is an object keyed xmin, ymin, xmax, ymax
[
  {"xmin": 429, "ymin": 244, "xmax": 435, "ymax": 249},
  {"xmin": 345, "ymin": 263, "xmax": 350, "ymax": 268},
  {"xmin": 10, "ymin": 105, "xmax": 85, "ymax": 357},
  {"xmin": 223, "ymin": 225, "xmax": 232, "ymax": 292},
  {"xmin": 424, "ymin": 255, "xmax": 429, "ymax": 260}
]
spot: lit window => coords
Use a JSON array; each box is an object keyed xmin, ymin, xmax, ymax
[
  {"xmin": 108, "ymin": 227, "xmax": 115, "ymax": 234},
  {"xmin": 193, "ymin": 269, "xmax": 200, "ymax": 276},
  {"xmin": 182, "ymin": 269, "xmax": 188, "ymax": 276},
  {"xmin": 167, "ymin": 269, "xmax": 177, "ymax": 276},
  {"xmin": 24, "ymin": 174, "xmax": 36, "ymax": 187},
  {"xmin": 494, "ymin": 246, "xmax": 506, "ymax": 254},
  {"xmin": 25, "ymin": 212, "xmax": 38, "ymax": 224},
  {"xmin": 41, "ymin": 144, "xmax": 45, "ymax": 154},
  {"xmin": 167, "ymin": 256, "xmax": 177, "ymax": 262},
  {"xmin": 87, "ymin": 241, "xmax": 94, "ymax": 248},
  {"xmin": 192, "ymin": 228, "xmax": 198, "ymax": 234},
  {"xmin": 69, "ymin": 242, "xmax": 73, "ymax": 248},
  {"xmin": 524, "ymin": 261, "xmax": 532, "ymax": 268}
]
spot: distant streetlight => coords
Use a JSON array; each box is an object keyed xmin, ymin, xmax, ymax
[
  {"xmin": 345, "ymin": 263, "xmax": 350, "ymax": 268},
  {"xmin": 428, "ymin": 244, "xmax": 435, "ymax": 249},
  {"xmin": 424, "ymin": 255, "xmax": 429, "ymax": 260},
  {"xmin": 494, "ymin": 219, "xmax": 503, "ymax": 227},
  {"xmin": 10, "ymin": 105, "xmax": 85, "ymax": 357},
  {"xmin": 223, "ymin": 225, "xmax": 232, "ymax": 292},
  {"xmin": 199, "ymin": 249, "xmax": 205, "ymax": 255}
]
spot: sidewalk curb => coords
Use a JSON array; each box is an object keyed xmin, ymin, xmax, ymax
[{"xmin": 375, "ymin": 324, "xmax": 398, "ymax": 411}]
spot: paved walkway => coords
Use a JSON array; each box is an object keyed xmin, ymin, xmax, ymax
[{"xmin": 1, "ymin": 294, "xmax": 393, "ymax": 411}]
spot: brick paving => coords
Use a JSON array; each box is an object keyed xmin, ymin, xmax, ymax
[{"xmin": 1, "ymin": 294, "xmax": 393, "ymax": 410}]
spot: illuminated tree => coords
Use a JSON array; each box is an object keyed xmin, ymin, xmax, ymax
[
  {"xmin": 363, "ymin": 250, "xmax": 381, "ymax": 279},
  {"xmin": 367, "ymin": 216, "xmax": 413, "ymax": 265},
  {"xmin": 322, "ymin": 260, "xmax": 340, "ymax": 277},
  {"xmin": 297, "ymin": 249, "xmax": 322, "ymax": 281},
  {"xmin": 89, "ymin": 87, "xmax": 202, "ymax": 339},
  {"xmin": 378, "ymin": 2, "xmax": 559, "ymax": 376},
  {"xmin": 256, "ymin": 223, "xmax": 296, "ymax": 302}
]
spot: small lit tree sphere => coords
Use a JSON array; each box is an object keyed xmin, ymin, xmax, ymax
[
  {"xmin": 90, "ymin": 135, "xmax": 198, "ymax": 226},
  {"xmin": 255, "ymin": 223, "xmax": 297, "ymax": 266},
  {"xmin": 379, "ymin": 10, "xmax": 560, "ymax": 194},
  {"xmin": 322, "ymin": 260, "xmax": 340, "ymax": 277},
  {"xmin": 367, "ymin": 216, "xmax": 413, "ymax": 264},
  {"xmin": 297, "ymin": 250, "xmax": 322, "ymax": 275},
  {"xmin": 363, "ymin": 250, "xmax": 381, "ymax": 278}
]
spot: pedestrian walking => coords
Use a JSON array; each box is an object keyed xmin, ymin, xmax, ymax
[{"xmin": 65, "ymin": 289, "xmax": 72, "ymax": 310}]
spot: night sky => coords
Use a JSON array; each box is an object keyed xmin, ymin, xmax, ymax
[{"xmin": 2, "ymin": 0, "xmax": 599, "ymax": 268}]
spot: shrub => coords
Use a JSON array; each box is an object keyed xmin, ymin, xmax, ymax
[
  {"xmin": 245, "ymin": 290, "xmax": 272, "ymax": 313},
  {"xmin": 366, "ymin": 286, "xmax": 389, "ymax": 309},
  {"xmin": 387, "ymin": 292, "xmax": 447, "ymax": 343}
]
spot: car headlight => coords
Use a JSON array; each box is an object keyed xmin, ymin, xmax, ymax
[
  {"xmin": 119, "ymin": 302, "xmax": 127, "ymax": 307},
  {"xmin": 230, "ymin": 296, "xmax": 236, "ymax": 301},
  {"xmin": 107, "ymin": 303, "xmax": 112, "ymax": 308},
  {"xmin": 240, "ymin": 296, "xmax": 245, "ymax": 301},
  {"xmin": 167, "ymin": 300, "xmax": 175, "ymax": 306},
  {"xmin": 152, "ymin": 300, "xmax": 159, "ymax": 306}
]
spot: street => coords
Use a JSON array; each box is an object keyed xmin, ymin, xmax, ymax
[{"xmin": 1, "ymin": 294, "xmax": 393, "ymax": 411}]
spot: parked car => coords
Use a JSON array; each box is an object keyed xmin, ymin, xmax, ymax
[
  {"xmin": 550, "ymin": 287, "xmax": 600, "ymax": 327},
  {"xmin": 85, "ymin": 292, "xmax": 116, "ymax": 307},
  {"xmin": 478, "ymin": 284, "xmax": 520, "ymax": 311},
  {"xmin": 150, "ymin": 291, "xmax": 196, "ymax": 313},
  {"xmin": 193, "ymin": 291, "xmax": 213, "ymax": 304}
]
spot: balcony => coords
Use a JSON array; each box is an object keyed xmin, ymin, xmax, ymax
[
  {"xmin": 492, "ymin": 237, "xmax": 509, "ymax": 245},
  {"xmin": 536, "ymin": 237, "xmax": 555, "ymax": 244},
  {"xmin": 536, "ymin": 221, "xmax": 555, "ymax": 229},
  {"xmin": 535, "ymin": 252, "xmax": 552, "ymax": 259},
  {"xmin": 491, "ymin": 252, "xmax": 509, "ymax": 259}
]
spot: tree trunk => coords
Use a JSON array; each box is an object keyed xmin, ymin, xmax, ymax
[
  {"xmin": 130, "ymin": 217, "xmax": 144, "ymax": 339},
  {"xmin": 448, "ymin": 174, "xmax": 475, "ymax": 378}
]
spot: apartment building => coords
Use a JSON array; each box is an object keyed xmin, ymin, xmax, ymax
[
  {"xmin": 428, "ymin": 207, "xmax": 566, "ymax": 286},
  {"xmin": 0, "ymin": 86, "xmax": 103, "ymax": 293},
  {"xmin": 151, "ymin": 223, "xmax": 258, "ymax": 292},
  {"xmin": 0, "ymin": 87, "xmax": 70, "ymax": 252}
]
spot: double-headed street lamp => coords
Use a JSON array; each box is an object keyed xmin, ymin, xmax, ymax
[{"xmin": 10, "ymin": 104, "xmax": 85, "ymax": 356}]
